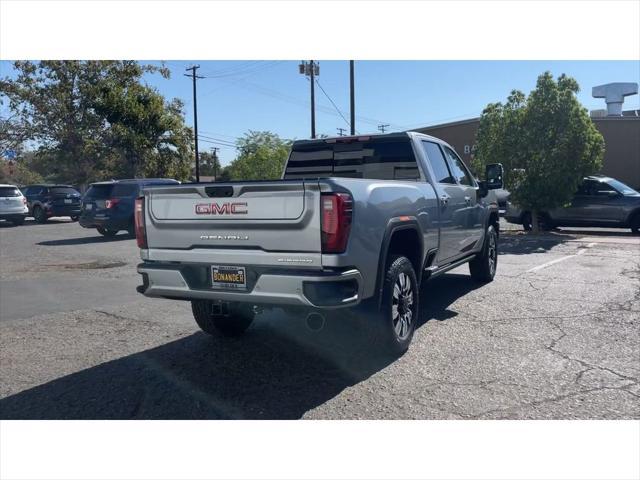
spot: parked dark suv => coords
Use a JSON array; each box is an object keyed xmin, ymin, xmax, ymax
[
  {"xmin": 505, "ymin": 175, "xmax": 640, "ymax": 233},
  {"xmin": 22, "ymin": 184, "xmax": 82, "ymax": 223},
  {"xmin": 79, "ymin": 179, "xmax": 179, "ymax": 237}
]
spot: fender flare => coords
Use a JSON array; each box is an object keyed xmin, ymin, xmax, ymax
[{"xmin": 374, "ymin": 216, "xmax": 424, "ymax": 307}]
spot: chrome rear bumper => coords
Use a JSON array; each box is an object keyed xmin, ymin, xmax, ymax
[{"xmin": 137, "ymin": 263, "xmax": 363, "ymax": 309}]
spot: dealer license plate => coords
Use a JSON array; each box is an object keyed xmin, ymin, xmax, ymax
[{"xmin": 211, "ymin": 265, "xmax": 246, "ymax": 290}]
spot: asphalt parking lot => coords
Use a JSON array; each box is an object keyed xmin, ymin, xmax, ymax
[{"xmin": 0, "ymin": 218, "xmax": 638, "ymax": 419}]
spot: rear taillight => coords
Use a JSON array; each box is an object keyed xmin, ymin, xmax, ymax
[
  {"xmin": 134, "ymin": 197, "xmax": 147, "ymax": 249},
  {"xmin": 22, "ymin": 197, "xmax": 27, "ymax": 205},
  {"xmin": 321, "ymin": 193, "xmax": 352, "ymax": 253},
  {"xmin": 105, "ymin": 198, "xmax": 120, "ymax": 209}
]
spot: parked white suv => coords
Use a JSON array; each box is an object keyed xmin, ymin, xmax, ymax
[{"xmin": 0, "ymin": 184, "xmax": 28, "ymax": 226}]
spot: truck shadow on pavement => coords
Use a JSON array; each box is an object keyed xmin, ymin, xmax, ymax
[
  {"xmin": 0, "ymin": 274, "xmax": 481, "ymax": 420},
  {"xmin": 38, "ymin": 234, "xmax": 134, "ymax": 246}
]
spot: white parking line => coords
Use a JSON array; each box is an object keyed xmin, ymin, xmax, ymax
[{"xmin": 526, "ymin": 242, "xmax": 596, "ymax": 273}]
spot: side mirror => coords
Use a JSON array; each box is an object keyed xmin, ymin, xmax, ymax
[
  {"xmin": 478, "ymin": 180, "xmax": 489, "ymax": 198},
  {"xmin": 485, "ymin": 163, "xmax": 504, "ymax": 190}
]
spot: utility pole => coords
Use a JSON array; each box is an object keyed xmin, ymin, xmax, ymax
[
  {"xmin": 211, "ymin": 147, "xmax": 220, "ymax": 180},
  {"xmin": 378, "ymin": 123, "xmax": 390, "ymax": 133},
  {"xmin": 349, "ymin": 60, "xmax": 355, "ymax": 135},
  {"xmin": 299, "ymin": 60, "xmax": 319, "ymax": 138},
  {"xmin": 337, "ymin": 127, "xmax": 347, "ymax": 136},
  {"xmin": 185, "ymin": 65, "xmax": 204, "ymax": 182}
]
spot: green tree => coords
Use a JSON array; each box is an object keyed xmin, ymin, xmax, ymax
[
  {"xmin": 228, "ymin": 131, "xmax": 290, "ymax": 180},
  {"xmin": 475, "ymin": 72, "xmax": 604, "ymax": 233},
  {"xmin": 199, "ymin": 150, "xmax": 222, "ymax": 178},
  {"xmin": 93, "ymin": 81, "xmax": 192, "ymax": 181},
  {"xmin": 0, "ymin": 159, "xmax": 44, "ymax": 185},
  {"xmin": 0, "ymin": 61, "xmax": 192, "ymax": 184}
]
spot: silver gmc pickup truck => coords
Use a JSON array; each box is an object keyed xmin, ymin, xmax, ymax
[{"xmin": 135, "ymin": 132, "xmax": 503, "ymax": 354}]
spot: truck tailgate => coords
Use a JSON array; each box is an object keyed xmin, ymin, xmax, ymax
[{"xmin": 143, "ymin": 181, "xmax": 323, "ymax": 263}]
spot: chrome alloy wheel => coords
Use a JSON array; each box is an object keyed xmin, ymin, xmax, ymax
[{"xmin": 392, "ymin": 272, "xmax": 414, "ymax": 340}]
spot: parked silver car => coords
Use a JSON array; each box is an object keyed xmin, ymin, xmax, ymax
[
  {"xmin": 0, "ymin": 184, "xmax": 28, "ymax": 226},
  {"xmin": 505, "ymin": 175, "xmax": 640, "ymax": 234}
]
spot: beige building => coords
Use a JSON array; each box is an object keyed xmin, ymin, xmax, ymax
[{"xmin": 413, "ymin": 113, "xmax": 640, "ymax": 189}]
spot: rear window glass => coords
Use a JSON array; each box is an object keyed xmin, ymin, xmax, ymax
[
  {"xmin": 284, "ymin": 138, "xmax": 420, "ymax": 181},
  {"xmin": 111, "ymin": 184, "xmax": 139, "ymax": 197},
  {"xmin": 0, "ymin": 187, "xmax": 21, "ymax": 197},
  {"xmin": 51, "ymin": 187, "xmax": 79, "ymax": 195},
  {"xmin": 85, "ymin": 184, "xmax": 114, "ymax": 199}
]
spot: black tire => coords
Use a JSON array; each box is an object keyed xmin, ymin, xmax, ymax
[
  {"xmin": 97, "ymin": 226, "xmax": 118, "ymax": 237},
  {"xmin": 70, "ymin": 215, "xmax": 79, "ymax": 222},
  {"xmin": 11, "ymin": 216, "xmax": 25, "ymax": 226},
  {"xmin": 33, "ymin": 206, "xmax": 47, "ymax": 224},
  {"xmin": 126, "ymin": 220, "xmax": 135, "ymax": 237},
  {"xmin": 191, "ymin": 300, "xmax": 255, "ymax": 337},
  {"xmin": 469, "ymin": 224, "xmax": 498, "ymax": 282},
  {"xmin": 630, "ymin": 213, "xmax": 640, "ymax": 235},
  {"xmin": 376, "ymin": 255, "xmax": 419, "ymax": 356}
]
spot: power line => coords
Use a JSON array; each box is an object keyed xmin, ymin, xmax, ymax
[
  {"xmin": 378, "ymin": 124, "xmax": 390, "ymax": 133},
  {"xmin": 209, "ymin": 76, "xmax": 393, "ymax": 130},
  {"xmin": 337, "ymin": 127, "xmax": 347, "ymax": 136},
  {"xmin": 314, "ymin": 78, "xmax": 352, "ymax": 131},
  {"xmin": 196, "ymin": 138, "xmax": 235, "ymax": 149},
  {"xmin": 197, "ymin": 135, "xmax": 236, "ymax": 148}
]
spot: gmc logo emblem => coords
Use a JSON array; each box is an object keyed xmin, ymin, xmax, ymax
[{"xmin": 195, "ymin": 202, "xmax": 248, "ymax": 215}]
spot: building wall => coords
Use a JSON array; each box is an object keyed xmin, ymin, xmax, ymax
[
  {"xmin": 415, "ymin": 116, "xmax": 640, "ymax": 189},
  {"xmin": 592, "ymin": 117, "xmax": 640, "ymax": 189}
]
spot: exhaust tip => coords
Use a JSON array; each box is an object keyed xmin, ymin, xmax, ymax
[{"xmin": 305, "ymin": 312, "xmax": 325, "ymax": 332}]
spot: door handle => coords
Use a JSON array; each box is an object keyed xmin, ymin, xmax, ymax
[
  {"xmin": 440, "ymin": 195, "xmax": 449, "ymax": 206},
  {"xmin": 464, "ymin": 195, "xmax": 472, "ymax": 204}
]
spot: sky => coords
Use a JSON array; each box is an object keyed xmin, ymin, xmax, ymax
[{"xmin": 2, "ymin": 60, "xmax": 639, "ymax": 166}]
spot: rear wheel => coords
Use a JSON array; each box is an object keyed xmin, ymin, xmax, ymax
[
  {"xmin": 469, "ymin": 224, "xmax": 498, "ymax": 282},
  {"xmin": 191, "ymin": 300, "xmax": 255, "ymax": 337},
  {"xmin": 33, "ymin": 206, "xmax": 47, "ymax": 224},
  {"xmin": 376, "ymin": 255, "xmax": 419, "ymax": 356},
  {"xmin": 97, "ymin": 226, "xmax": 118, "ymax": 237}
]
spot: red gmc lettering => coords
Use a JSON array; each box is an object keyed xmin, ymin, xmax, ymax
[{"xmin": 195, "ymin": 202, "xmax": 248, "ymax": 215}]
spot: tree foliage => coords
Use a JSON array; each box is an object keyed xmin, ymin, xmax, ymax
[
  {"xmin": 198, "ymin": 151, "xmax": 223, "ymax": 178},
  {"xmin": 0, "ymin": 159, "xmax": 44, "ymax": 185},
  {"xmin": 0, "ymin": 61, "xmax": 193, "ymax": 185},
  {"xmin": 474, "ymin": 72, "xmax": 604, "ymax": 232},
  {"xmin": 228, "ymin": 131, "xmax": 291, "ymax": 181}
]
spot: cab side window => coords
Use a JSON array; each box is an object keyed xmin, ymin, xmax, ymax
[
  {"xmin": 593, "ymin": 182, "xmax": 617, "ymax": 196},
  {"xmin": 443, "ymin": 146, "xmax": 474, "ymax": 186},
  {"xmin": 421, "ymin": 141, "xmax": 455, "ymax": 184},
  {"xmin": 575, "ymin": 181, "xmax": 592, "ymax": 196}
]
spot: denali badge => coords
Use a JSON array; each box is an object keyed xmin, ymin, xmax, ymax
[
  {"xmin": 200, "ymin": 235, "xmax": 249, "ymax": 240},
  {"xmin": 195, "ymin": 202, "xmax": 248, "ymax": 215}
]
